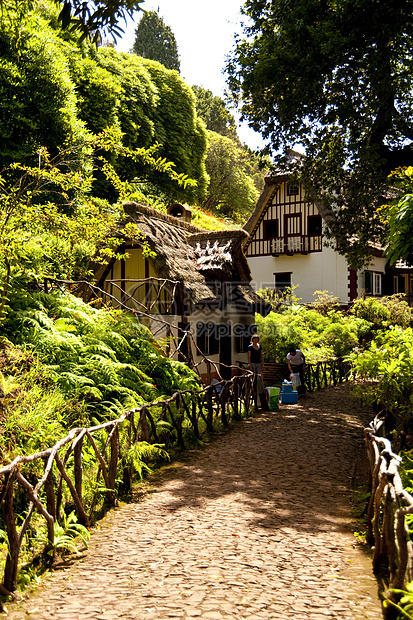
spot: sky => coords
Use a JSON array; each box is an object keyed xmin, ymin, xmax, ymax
[{"xmin": 115, "ymin": 0, "xmax": 268, "ymax": 151}]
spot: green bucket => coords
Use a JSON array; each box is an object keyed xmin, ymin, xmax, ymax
[{"xmin": 266, "ymin": 387, "xmax": 280, "ymax": 411}]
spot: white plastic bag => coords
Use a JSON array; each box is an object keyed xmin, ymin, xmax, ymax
[{"xmin": 291, "ymin": 373, "xmax": 301, "ymax": 388}]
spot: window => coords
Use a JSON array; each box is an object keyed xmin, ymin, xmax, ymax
[
  {"xmin": 365, "ymin": 271, "xmax": 382, "ymax": 296},
  {"xmin": 308, "ymin": 215, "xmax": 322, "ymax": 236},
  {"xmin": 392, "ymin": 275, "xmax": 405, "ymax": 294},
  {"xmin": 374, "ymin": 273, "xmax": 382, "ymax": 296},
  {"xmin": 274, "ymin": 272, "xmax": 292, "ymax": 292},
  {"xmin": 287, "ymin": 183, "xmax": 299, "ymax": 196},
  {"xmin": 264, "ymin": 219, "xmax": 279, "ymax": 239},
  {"xmin": 196, "ymin": 322, "xmax": 220, "ymax": 355}
]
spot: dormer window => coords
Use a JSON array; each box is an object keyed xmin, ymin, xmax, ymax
[{"xmin": 287, "ymin": 183, "xmax": 299, "ymax": 196}]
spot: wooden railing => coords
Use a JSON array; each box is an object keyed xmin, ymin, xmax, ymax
[
  {"xmin": 260, "ymin": 358, "xmax": 351, "ymax": 391},
  {"xmin": 365, "ymin": 416, "xmax": 413, "ymax": 615},
  {"xmin": 304, "ymin": 358, "xmax": 351, "ymax": 391},
  {"xmin": 0, "ymin": 371, "xmax": 256, "ymax": 596}
]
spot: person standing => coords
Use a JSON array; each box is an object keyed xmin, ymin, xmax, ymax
[
  {"xmin": 248, "ymin": 335, "xmax": 268, "ymax": 410},
  {"xmin": 286, "ymin": 346, "xmax": 306, "ymax": 394},
  {"xmin": 248, "ymin": 335, "xmax": 264, "ymax": 375}
]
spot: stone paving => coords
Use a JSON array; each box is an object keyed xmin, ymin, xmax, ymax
[{"xmin": 5, "ymin": 383, "xmax": 383, "ymax": 619}]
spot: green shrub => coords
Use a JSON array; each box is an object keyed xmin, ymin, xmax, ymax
[
  {"xmin": 0, "ymin": 14, "xmax": 89, "ymax": 169},
  {"xmin": 3, "ymin": 290, "xmax": 200, "ymax": 425},
  {"xmin": 256, "ymin": 302, "xmax": 369, "ymax": 363},
  {"xmin": 351, "ymin": 295, "xmax": 413, "ymax": 331},
  {"xmin": 350, "ymin": 326, "xmax": 413, "ymax": 432}
]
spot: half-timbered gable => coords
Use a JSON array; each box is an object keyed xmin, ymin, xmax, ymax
[
  {"xmin": 242, "ymin": 153, "xmax": 407, "ymax": 304},
  {"xmin": 245, "ymin": 180, "xmax": 322, "ymax": 258}
]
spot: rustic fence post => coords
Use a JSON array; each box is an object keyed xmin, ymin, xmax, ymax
[
  {"xmin": 315, "ymin": 363, "xmax": 321, "ymax": 391},
  {"xmin": 372, "ymin": 474, "xmax": 388, "ymax": 572},
  {"xmin": 220, "ymin": 382, "xmax": 229, "ymax": 427},
  {"xmin": 3, "ymin": 473, "xmax": 20, "ymax": 593},
  {"xmin": 331, "ymin": 360, "xmax": 337, "ymax": 386},
  {"xmin": 43, "ymin": 458, "xmax": 56, "ymax": 522},
  {"xmin": 364, "ymin": 430, "xmax": 379, "ymax": 547},
  {"xmin": 54, "ymin": 454, "xmax": 89, "ymax": 526},
  {"xmin": 233, "ymin": 378, "xmax": 241, "ymax": 421},
  {"xmin": 393, "ymin": 508, "xmax": 410, "ymax": 590},
  {"xmin": 107, "ymin": 426, "xmax": 119, "ymax": 506},
  {"xmin": 206, "ymin": 386, "xmax": 214, "ymax": 431},
  {"xmin": 139, "ymin": 408, "xmax": 150, "ymax": 442},
  {"xmin": 191, "ymin": 399, "xmax": 200, "ymax": 438},
  {"xmin": 74, "ymin": 436, "xmax": 84, "ymax": 510}
]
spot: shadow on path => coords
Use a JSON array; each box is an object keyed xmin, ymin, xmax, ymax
[{"xmin": 6, "ymin": 383, "xmax": 383, "ymax": 620}]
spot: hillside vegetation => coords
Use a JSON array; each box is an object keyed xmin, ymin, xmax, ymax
[{"xmin": 0, "ymin": 289, "xmax": 200, "ymax": 463}]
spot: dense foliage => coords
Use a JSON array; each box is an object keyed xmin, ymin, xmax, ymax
[
  {"xmin": 227, "ymin": 0, "xmax": 413, "ymax": 268},
  {"xmin": 0, "ymin": 0, "xmax": 145, "ymax": 43},
  {"xmin": 256, "ymin": 293, "xmax": 371, "ymax": 364},
  {"xmin": 0, "ymin": 14, "xmax": 88, "ymax": 169},
  {"xmin": 347, "ymin": 296, "xmax": 413, "ymax": 435},
  {"xmin": 379, "ymin": 167, "xmax": 413, "ymax": 266},
  {"xmin": 192, "ymin": 85, "xmax": 237, "ymax": 137},
  {"xmin": 0, "ymin": 290, "xmax": 200, "ymax": 459},
  {"xmin": 133, "ymin": 10, "xmax": 180, "ymax": 72},
  {"xmin": 0, "ymin": 3, "xmax": 208, "ymax": 204},
  {"xmin": 351, "ymin": 326, "xmax": 413, "ymax": 434},
  {"xmin": 202, "ymin": 131, "xmax": 260, "ymax": 222},
  {"xmin": 256, "ymin": 292, "xmax": 412, "ymax": 365}
]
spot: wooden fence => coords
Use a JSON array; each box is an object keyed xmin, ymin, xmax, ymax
[
  {"xmin": 0, "ymin": 371, "xmax": 256, "ymax": 596},
  {"xmin": 261, "ymin": 358, "xmax": 351, "ymax": 390},
  {"xmin": 0, "ymin": 354, "xmax": 351, "ymax": 598},
  {"xmin": 365, "ymin": 416, "xmax": 413, "ymax": 615}
]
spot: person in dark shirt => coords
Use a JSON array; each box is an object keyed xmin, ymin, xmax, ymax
[
  {"xmin": 248, "ymin": 335, "xmax": 264, "ymax": 375},
  {"xmin": 247, "ymin": 335, "xmax": 268, "ymax": 410}
]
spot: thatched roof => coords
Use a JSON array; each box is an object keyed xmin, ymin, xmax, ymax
[{"xmin": 108, "ymin": 202, "xmax": 261, "ymax": 310}]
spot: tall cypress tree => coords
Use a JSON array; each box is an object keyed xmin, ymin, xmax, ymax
[{"xmin": 132, "ymin": 10, "xmax": 180, "ymax": 72}]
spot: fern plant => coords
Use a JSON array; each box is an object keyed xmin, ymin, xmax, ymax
[
  {"xmin": 39, "ymin": 511, "xmax": 90, "ymax": 557},
  {"xmin": 3, "ymin": 289, "xmax": 200, "ymax": 427},
  {"xmin": 123, "ymin": 441, "xmax": 170, "ymax": 480}
]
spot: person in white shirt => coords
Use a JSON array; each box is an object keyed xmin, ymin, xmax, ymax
[{"xmin": 286, "ymin": 346, "xmax": 306, "ymax": 394}]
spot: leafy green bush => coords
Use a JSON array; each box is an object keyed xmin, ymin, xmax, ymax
[
  {"xmin": 0, "ymin": 12, "xmax": 89, "ymax": 169},
  {"xmin": 350, "ymin": 326, "xmax": 413, "ymax": 432},
  {"xmin": 256, "ymin": 303, "xmax": 370, "ymax": 363},
  {"xmin": 351, "ymin": 295, "xmax": 413, "ymax": 331},
  {"xmin": 3, "ymin": 290, "xmax": 200, "ymax": 424}
]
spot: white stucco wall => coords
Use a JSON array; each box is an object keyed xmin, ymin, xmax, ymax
[
  {"xmin": 248, "ymin": 247, "xmax": 390, "ymax": 305},
  {"xmin": 248, "ymin": 245, "xmax": 352, "ymax": 304}
]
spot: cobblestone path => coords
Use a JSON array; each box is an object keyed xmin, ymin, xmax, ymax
[{"xmin": 6, "ymin": 384, "xmax": 383, "ymax": 619}]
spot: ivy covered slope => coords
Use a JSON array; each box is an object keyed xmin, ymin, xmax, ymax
[{"xmin": 0, "ymin": 290, "xmax": 200, "ymax": 462}]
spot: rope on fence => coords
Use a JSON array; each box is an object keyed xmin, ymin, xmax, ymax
[
  {"xmin": 365, "ymin": 416, "xmax": 413, "ymax": 615},
  {"xmin": 0, "ymin": 371, "xmax": 255, "ymax": 595}
]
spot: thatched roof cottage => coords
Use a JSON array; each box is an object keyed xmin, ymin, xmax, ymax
[{"xmin": 94, "ymin": 202, "xmax": 270, "ymax": 382}]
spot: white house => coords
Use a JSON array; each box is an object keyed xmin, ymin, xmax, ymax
[{"xmin": 243, "ymin": 157, "xmax": 413, "ymax": 304}]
